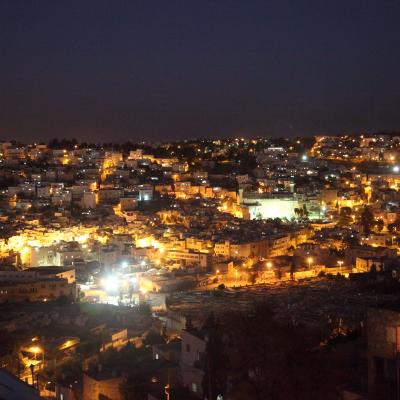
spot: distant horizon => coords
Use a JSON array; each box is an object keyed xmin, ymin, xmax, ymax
[{"xmin": 2, "ymin": 130, "xmax": 400, "ymax": 146}]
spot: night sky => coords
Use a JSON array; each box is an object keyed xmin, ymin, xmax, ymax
[{"xmin": 1, "ymin": 0, "xmax": 400, "ymax": 143}]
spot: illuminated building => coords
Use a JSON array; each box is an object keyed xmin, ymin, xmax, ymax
[
  {"xmin": 165, "ymin": 250, "xmax": 211, "ymax": 269},
  {"xmin": 138, "ymin": 184, "xmax": 153, "ymax": 201},
  {"xmin": 241, "ymin": 193, "xmax": 299, "ymax": 220}
]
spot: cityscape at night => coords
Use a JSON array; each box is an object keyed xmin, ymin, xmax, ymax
[
  {"xmin": 1, "ymin": 1, "xmax": 400, "ymax": 400},
  {"xmin": 1, "ymin": 135, "xmax": 400, "ymax": 399}
]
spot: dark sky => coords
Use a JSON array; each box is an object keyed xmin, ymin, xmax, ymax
[{"xmin": 1, "ymin": 0, "xmax": 400, "ymax": 143}]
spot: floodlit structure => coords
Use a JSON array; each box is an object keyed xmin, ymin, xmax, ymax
[{"xmin": 239, "ymin": 190, "xmax": 299, "ymax": 220}]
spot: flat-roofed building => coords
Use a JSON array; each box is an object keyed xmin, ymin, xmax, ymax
[
  {"xmin": 165, "ymin": 250, "xmax": 211, "ymax": 269},
  {"xmin": 0, "ymin": 276, "xmax": 75, "ymax": 303}
]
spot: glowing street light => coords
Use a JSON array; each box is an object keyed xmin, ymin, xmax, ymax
[
  {"xmin": 307, "ymin": 257, "xmax": 313, "ymax": 269},
  {"xmin": 30, "ymin": 346, "xmax": 41, "ymax": 360},
  {"xmin": 266, "ymin": 262, "xmax": 272, "ymax": 269},
  {"xmin": 337, "ymin": 260, "xmax": 344, "ymax": 274},
  {"xmin": 101, "ymin": 275, "xmax": 119, "ymax": 293},
  {"xmin": 29, "ymin": 346, "xmax": 44, "ymax": 364}
]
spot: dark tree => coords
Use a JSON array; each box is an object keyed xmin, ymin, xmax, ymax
[
  {"xmin": 221, "ymin": 303, "xmax": 333, "ymax": 400},
  {"xmin": 375, "ymin": 219, "xmax": 384, "ymax": 232},
  {"xmin": 142, "ymin": 329, "xmax": 166, "ymax": 346},
  {"xmin": 360, "ymin": 206, "xmax": 374, "ymax": 236},
  {"xmin": 202, "ymin": 313, "xmax": 229, "ymax": 400}
]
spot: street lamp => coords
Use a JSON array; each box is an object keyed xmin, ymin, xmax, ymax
[
  {"xmin": 29, "ymin": 364, "xmax": 35, "ymax": 386},
  {"xmin": 29, "ymin": 346, "xmax": 41, "ymax": 361},
  {"xmin": 307, "ymin": 257, "xmax": 313, "ymax": 270},
  {"xmin": 337, "ymin": 260, "xmax": 344, "ymax": 274}
]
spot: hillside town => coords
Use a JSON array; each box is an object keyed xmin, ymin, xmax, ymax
[{"xmin": 2, "ymin": 135, "xmax": 400, "ymax": 399}]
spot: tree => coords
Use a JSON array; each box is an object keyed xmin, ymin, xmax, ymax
[
  {"xmin": 221, "ymin": 303, "xmax": 335, "ymax": 400},
  {"xmin": 369, "ymin": 264, "xmax": 378, "ymax": 280},
  {"xmin": 142, "ymin": 330, "xmax": 165, "ymax": 346},
  {"xmin": 375, "ymin": 219, "xmax": 384, "ymax": 232},
  {"xmin": 49, "ymin": 357, "xmax": 82, "ymax": 386},
  {"xmin": 343, "ymin": 234, "xmax": 360, "ymax": 247},
  {"xmin": 248, "ymin": 272, "xmax": 257, "ymax": 285},
  {"xmin": 290, "ymin": 260, "xmax": 296, "ymax": 279},
  {"xmin": 120, "ymin": 370, "xmax": 149, "ymax": 400},
  {"xmin": 302, "ymin": 204, "xmax": 309, "ymax": 219},
  {"xmin": 135, "ymin": 302, "xmax": 151, "ymax": 316},
  {"xmin": 388, "ymin": 218, "xmax": 400, "ymax": 233},
  {"xmin": 202, "ymin": 314, "xmax": 229, "ymax": 400},
  {"xmin": 217, "ymin": 283, "xmax": 226, "ymax": 290},
  {"xmin": 340, "ymin": 207, "xmax": 352, "ymax": 217},
  {"xmin": 360, "ymin": 206, "xmax": 374, "ymax": 236},
  {"xmin": 338, "ymin": 207, "xmax": 353, "ymax": 226}
]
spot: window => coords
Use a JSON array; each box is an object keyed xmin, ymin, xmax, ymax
[
  {"xmin": 191, "ymin": 383, "xmax": 197, "ymax": 393},
  {"xmin": 155, "ymin": 353, "xmax": 159, "ymax": 360}
]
